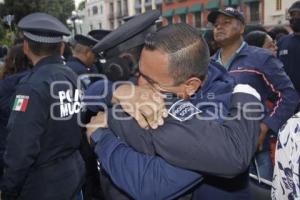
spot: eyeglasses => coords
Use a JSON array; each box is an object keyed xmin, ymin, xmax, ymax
[{"xmin": 136, "ymin": 70, "xmax": 182, "ymax": 92}]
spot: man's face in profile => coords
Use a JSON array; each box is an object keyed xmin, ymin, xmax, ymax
[{"xmin": 137, "ymin": 48, "xmax": 188, "ymax": 98}]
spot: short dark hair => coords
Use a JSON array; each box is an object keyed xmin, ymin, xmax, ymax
[
  {"xmin": 245, "ymin": 31, "xmax": 268, "ymax": 48},
  {"xmin": 243, "ymin": 24, "xmax": 267, "ymax": 36},
  {"xmin": 26, "ymin": 38, "xmax": 61, "ymax": 56},
  {"xmin": 144, "ymin": 23, "xmax": 209, "ymax": 84},
  {"xmin": 268, "ymin": 26, "xmax": 289, "ymax": 41}
]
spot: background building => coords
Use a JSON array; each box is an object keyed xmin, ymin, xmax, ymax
[
  {"xmin": 264, "ymin": 0, "xmax": 295, "ymax": 27},
  {"xmin": 79, "ymin": 0, "xmax": 109, "ymax": 34},
  {"xmin": 162, "ymin": 0, "xmax": 265, "ymax": 30},
  {"xmin": 75, "ymin": 0, "xmax": 297, "ymax": 32}
]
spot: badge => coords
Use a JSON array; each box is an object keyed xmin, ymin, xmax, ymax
[
  {"xmin": 168, "ymin": 99, "xmax": 202, "ymax": 122},
  {"xmin": 13, "ymin": 95, "xmax": 29, "ymax": 112}
]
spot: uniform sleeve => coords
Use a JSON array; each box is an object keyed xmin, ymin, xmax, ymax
[
  {"xmin": 93, "ymin": 129, "xmax": 202, "ymax": 200},
  {"xmin": 1, "ymin": 84, "xmax": 49, "ymax": 197},
  {"xmin": 83, "ymin": 80, "xmax": 114, "ymax": 112},
  {"xmin": 260, "ymin": 56, "xmax": 299, "ymax": 132},
  {"xmin": 108, "ymin": 92, "xmax": 262, "ymax": 178}
]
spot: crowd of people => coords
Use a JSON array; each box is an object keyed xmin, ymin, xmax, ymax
[{"xmin": 0, "ymin": 1, "xmax": 299, "ymax": 200}]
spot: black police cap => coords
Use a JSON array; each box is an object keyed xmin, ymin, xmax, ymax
[
  {"xmin": 289, "ymin": 1, "xmax": 300, "ymax": 13},
  {"xmin": 88, "ymin": 29, "xmax": 111, "ymax": 41},
  {"xmin": 18, "ymin": 12, "xmax": 70, "ymax": 43},
  {"xmin": 74, "ymin": 34, "xmax": 98, "ymax": 48},
  {"xmin": 93, "ymin": 10, "xmax": 161, "ymax": 57},
  {"xmin": 208, "ymin": 7, "xmax": 245, "ymax": 24}
]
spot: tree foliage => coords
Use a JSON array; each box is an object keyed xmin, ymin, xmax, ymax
[
  {"xmin": 78, "ymin": 1, "xmax": 85, "ymax": 11},
  {"xmin": 0, "ymin": 0, "xmax": 75, "ymax": 24}
]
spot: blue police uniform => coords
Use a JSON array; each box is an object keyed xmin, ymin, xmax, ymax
[
  {"xmin": 85, "ymin": 64, "xmax": 263, "ymax": 199},
  {"xmin": 91, "ymin": 89, "xmax": 261, "ymax": 200},
  {"xmin": 277, "ymin": 33, "xmax": 300, "ymax": 97},
  {"xmin": 1, "ymin": 13, "xmax": 85, "ymax": 199},
  {"xmin": 0, "ymin": 71, "xmax": 29, "ymax": 179},
  {"xmin": 66, "ymin": 34, "xmax": 99, "ymax": 88}
]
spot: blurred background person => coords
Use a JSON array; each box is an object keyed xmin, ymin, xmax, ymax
[
  {"xmin": 66, "ymin": 34, "xmax": 98, "ymax": 88},
  {"xmin": 245, "ymin": 30, "xmax": 278, "ymax": 56},
  {"xmin": 268, "ymin": 26, "xmax": 289, "ymax": 43},
  {"xmin": 277, "ymin": 0, "xmax": 300, "ymax": 102},
  {"xmin": 0, "ymin": 44, "xmax": 32, "ymax": 179},
  {"xmin": 243, "ymin": 24, "xmax": 267, "ymax": 37}
]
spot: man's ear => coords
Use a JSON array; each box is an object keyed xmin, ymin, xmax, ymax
[
  {"xmin": 60, "ymin": 42, "xmax": 65, "ymax": 56},
  {"xmin": 23, "ymin": 40, "xmax": 29, "ymax": 55},
  {"xmin": 184, "ymin": 77, "xmax": 202, "ymax": 97},
  {"xmin": 240, "ymin": 23, "xmax": 245, "ymax": 35}
]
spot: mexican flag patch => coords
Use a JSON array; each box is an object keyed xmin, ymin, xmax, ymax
[{"xmin": 13, "ymin": 95, "xmax": 29, "ymax": 112}]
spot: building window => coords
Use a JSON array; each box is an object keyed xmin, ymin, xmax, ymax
[
  {"xmin": 92, "ymin": 6, "xmax": 98, "ymax": 15},
  {"xmin": 276, "ymin": 0, "xmax": 282, "ymax": 11},
  {"xmin": 136, "ymin": 8, "xmax": 142, "ymax": 14},
  {"xmin": 249, "ymin": 2, "xmax": 259, "ymax": 23},
  {"xmin": 145, "ymin": 5, "xmax": 152, "ymax": 12},
  {"xmin": 117, "ymin": 1, "xmax": 122, "ymax": 17},
  {"xmin": 100, "ymin": 5, "xmax": 103, "ymax": 14},
  {"xmin": 167, "ymin": 17, "xmax": 172, "ymax": 25},
  {"xmin": 110, "ymin": 20, "xmax": 114, "ymax": 29},
  {"xmin": 90, "ymin": 24, "xmax": 93, "ymax": 31},
  {"xmin": 156, "ymin": 4, "xmax": 162, "ymax": 12},
  {"xmin": 123, "ymin": 0, "xmax": 128, "ymax": 16},
  {"xmin": 110, "ymin": 3, "xmax": 114, "ymax": 13},
  {"xmin": 99, "ymin": 23, "xmax": 102, "ymax": 29},
  {"xmin": 180, "ymin": 14, "xmax": 186, "ymax": 23},
  {"xmin": 194, "ymin": 12, "xmax": 201, "ymax": 28},
  {"xmin": 118, "ymin": 20, "xmax": 122, "ymax": 27}
]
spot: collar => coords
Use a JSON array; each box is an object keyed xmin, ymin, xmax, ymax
[
  {"xmin": 34, "ymin": 55, "xmax": 64, "ymax": 71},
  {"xmin": 212, "ymin": 41, "xmax": 248, "ymax": 70},
  {"xmin": 67, "ymin": 56, "xmax": 87, "ymax": 67}
]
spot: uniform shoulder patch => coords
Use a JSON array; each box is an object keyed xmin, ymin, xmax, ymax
[
  {"xmin": 13, "ymin": 95, "xmax": 30, "ymax": 112},
  {"xmin": 168, "ymin": 99, "xmax": 202, "ymax": 122}
]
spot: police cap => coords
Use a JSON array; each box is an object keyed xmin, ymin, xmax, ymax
[
  {"xmin": 93, "ymin": 10, "xmax": 161, "ymax": 58},
  {"xmin": 88, "ymin": 29, "xmax": 111, "ymax": 41},
  {"xmin": 289, "ymin": 1, "xmax": 300, "ymax": 13},
  {"xmin": 208, "ymin": 7, "xmax": 245, "ymax": 24},
  {"xmin": 74, "ymin": 34, "xmax": 98, "ymax": 48},
  {"xmin": 18, "ymin": 12, "xmax": 71, "ymax": 43}
]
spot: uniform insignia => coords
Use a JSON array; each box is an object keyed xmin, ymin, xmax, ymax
[
  {"xmin": 13, "ymin": 95, "xmax": 29, "ymax": 112},
  {"xmin": 168, "ymin": 99, "xmax": 202, "ymax": 122},
  {"xmin": 58, "ymin": 89, "xmax": 82, "ymax": 118},
  {"xmin": 279, "ymin": 49, "xmax": 288, "ymax": 56}
]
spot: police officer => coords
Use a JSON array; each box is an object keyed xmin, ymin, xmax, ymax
[
  {"xmin": 277, "ymin": 1, "xmax": 300, "ymax": 100},
  {"xmin": 0, "ymin": 44, "xmax": 31, "ymax": 179},
  {"xmin": 66, "ymin": 34, "xmax": 98, "ymax": 87},
  {"xmin": 86, "ymin": 23, "xmax": 263, "ymax": 200},
  {"xmin": 1, "ymin": 13, "xmax": 85, "ymax": 199}
]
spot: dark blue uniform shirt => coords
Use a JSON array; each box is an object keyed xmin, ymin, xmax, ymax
[
  {"xmin": 277, "ymin": 34, "xmax": 300, "ymax": 97},
  {"xmin": 66, "ymin": 56, "xmax": 98, "ymax": 88},
  {"xmin": 85, "ymin": 64, "xmax": 262, "ymax": 200},
  {"xmin": 1, "ymin": 56, "xmax": 85, "ymax": 199},
  {"xmin": 0, "ymin": 71, "xmax": 29, "ymax": 179}
]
